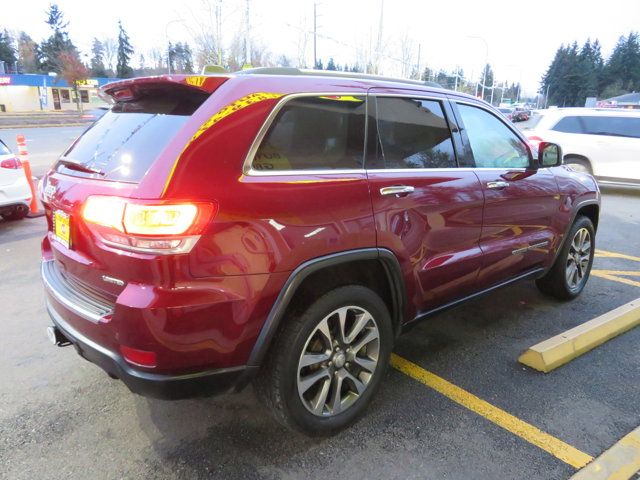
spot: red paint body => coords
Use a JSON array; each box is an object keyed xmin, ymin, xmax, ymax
[{"xmin": 41, "ymin": 73, "xmax": 600, "ymax": 386}]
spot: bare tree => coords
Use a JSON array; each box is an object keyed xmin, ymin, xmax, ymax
[
  {"xmin": 103, "ymin": 37, "xmax": 117, "ymax": 73},
  {"xmin": 398, "ymin": 33, "xmax": 414, "ymax": 78}
]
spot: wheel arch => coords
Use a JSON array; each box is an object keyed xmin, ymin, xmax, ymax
[
  {"xmin": 563, "ymin": 154, "xmax": 593, "ymax": 173},
  {"xmin": 245, "ymin": 248, "xmax": 407, "ymax": 371}
]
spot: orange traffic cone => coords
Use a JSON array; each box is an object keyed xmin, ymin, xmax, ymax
[{"xmin": 16, "ymin": 134, "xmax": 41, "ymax": 216}]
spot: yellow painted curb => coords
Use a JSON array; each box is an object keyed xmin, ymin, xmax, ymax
[
  {"xmin": 570, "ymin": 426, "xmax": 640, "ymax": 480},
  {"xmin": 519, "ymin": 298, "xmax": 640, "ymax": 373},
  {"xmin": 0, "ymin": 123, "xmax": 88, "ymax": 129}
]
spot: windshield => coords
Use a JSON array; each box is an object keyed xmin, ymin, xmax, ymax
[{"xmin": 56, "ymin": 87, "xmax": 208, "ymax": 183}]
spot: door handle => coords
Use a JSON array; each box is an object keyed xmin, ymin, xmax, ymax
[
  {"xmin": 380, "ymin": 185, "xmax": 415, "ymax": 196},
  {"xmin": 486, "ymin": 181, "xmax": 509, "ymax": 190}
]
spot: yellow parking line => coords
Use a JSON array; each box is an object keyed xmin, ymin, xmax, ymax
[
  {"xmin": 595, "ymin": 249, "xmax": 640, "ymax": 263},
  {"xmin": 591, "ymin": 271, "xmax": 640, "ymax": 289},
  {"xmin": 390, "ymin": 353, "xmax": 594, "ymax": 469}
]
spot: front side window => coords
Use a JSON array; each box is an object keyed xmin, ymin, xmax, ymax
[
  {"xmin": 581, "ymin": 116, "xmax": 640, "ymax": 138},
  {"xmin": 252, "ymin": 95, "xmax": 366, "ymax": 171},
  {"xmin": 457, "ymin": 103, "xmax": 530, "ymax": 168},
  {"xmin": 370, "ymin": 97, "xmax": 456, "ymax": 169}
]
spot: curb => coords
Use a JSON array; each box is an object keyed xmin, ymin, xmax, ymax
[
  {"xmin": 570, "ymin": 426, "xmax": 640, "ymax": 479},
  {"xmin": 0, "ymin": 123, "xmax": 88, "ymax": 129},
  {"xmin": 519, "ymin": 298, "xmax": 640, "ymax": 373}
]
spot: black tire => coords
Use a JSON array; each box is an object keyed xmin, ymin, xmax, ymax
[
  {"xmin": 536, "ymin": 216, "xmax": 595, "ymax": 300},
  {"xmin": 564, "ymin": 156, "xmax": 592, "ymax": 175},
  {"xmin": 1, "ymin": 204, "xmax": 29, "ymax": 221},
  {"xmin": 254, "ymin": 285, "xmax": 393, "ymax": 436}
]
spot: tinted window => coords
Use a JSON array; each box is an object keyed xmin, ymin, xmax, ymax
[
  {"xmin": 369, "ymin": 97, "xmax": 456, "ymax": 169},
  {"xmin": 581, "ymin": 116, "xmax": 640, "ymax": 138},
  {"xmin": 252, "ymin": 95, "xmax": 366, "ymax": 171},
  {"xmin": 57, "ymin": 89, "xmax": 209, "ymax": 183},
  {"xmin": 457, "ymin": 104, "xmax": 530, "ymax": 168},
  {"xmin": 552, "ymin": 116, "xmax": 584, "ymax": 134}
]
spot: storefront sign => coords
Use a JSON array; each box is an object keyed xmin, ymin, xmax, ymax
[
  {"xmin": 0, "ymin": 76, "xmax": 11, "ymax": 85},
  {"xmin": 76, "ymin": 79, "xmax": 99, "ymax": 87}
]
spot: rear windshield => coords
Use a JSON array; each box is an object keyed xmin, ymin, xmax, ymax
[{"xmin": 56, "ymin": 87, "xmax": 208, "ymax": 182}]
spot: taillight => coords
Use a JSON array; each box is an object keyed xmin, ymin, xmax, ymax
[
  {"xmin": 527, "ymin": 135, "xmax": 544, "ymax": 150},
  {"xmin": 1, "ymin": 157, "xmax": 21, "ymax": 169},
  {"xmin": 82, "ymin": 195, "xmax": 215, "ymax": 254}
]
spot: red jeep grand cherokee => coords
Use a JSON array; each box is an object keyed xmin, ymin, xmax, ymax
[{"xmin": 41, "ymin": 69, "xmax": 599, "ymax": 434}]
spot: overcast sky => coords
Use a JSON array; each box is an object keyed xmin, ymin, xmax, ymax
[{"xmin": 6, "ymin": 0, "xmax": 640, "ymax": 95}]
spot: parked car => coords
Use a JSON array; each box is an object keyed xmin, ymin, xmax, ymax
[
  {"xmin": 524, "ymin": 108, "xmax": 640, "ymax": 183},
  {"xmin": 512, "ymin": 107, "xmax": 530, "ymax": 122},
  {"xmin": 0, "ymin": 139, "xmax": 31, "ymax": 221},
  {"xmin": 498, "ymin": 107, "xmax": 515, "ymax": 121},
  {"xmin": 41, "ymin": 69, "xmax": 600, "ymax": 435}
]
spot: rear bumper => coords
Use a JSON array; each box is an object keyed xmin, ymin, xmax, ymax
[
  {"xmin": 46, "ymin": 301, "xmax": 253, "ymax": 400},
  {"xmin": 0, "ymin": 175, "xmax": 31, "ymax": 207}
]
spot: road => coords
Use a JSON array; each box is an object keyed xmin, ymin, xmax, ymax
[{"xmin": 0, "ymin": 126, "xmax": 87, "ymax": 178}]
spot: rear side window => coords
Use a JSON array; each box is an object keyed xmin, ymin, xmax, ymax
[
  {"xmin": 57, "ymin": 87, "xmax": 209, "ymax": 182},
  {"xmin": 252, "ymin": 95, "xmax": 366, "ymax": 171},
  {"xmin": 581, "ymin": 116, "xmax": 640, "ymax": 138},
  {"xmin": 370, "ymin": 97, "xmax": 456, "ymax": 169},
  {"xmin": 552, "ymin": 116, "xmax": 584, "ymax": 134}
]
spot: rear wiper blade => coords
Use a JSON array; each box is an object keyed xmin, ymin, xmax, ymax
[{"xmin": 58, "ymin": 159, "xmax": 105, "ymax": 175}]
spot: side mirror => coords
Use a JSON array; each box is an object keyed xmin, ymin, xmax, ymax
[{"xmin": 537, "ymin": 142, "xmax": 563, "ymax": 167}]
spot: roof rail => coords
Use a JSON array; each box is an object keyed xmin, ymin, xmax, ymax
[{"xmin": 233, "ymin": 67, "xmax": 444, "ymax": 89}]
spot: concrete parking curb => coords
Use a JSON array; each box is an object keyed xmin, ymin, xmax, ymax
[
  {"xmin": 519, "ymin": 298, "xmax": 640, "ymax": 373},
  {"xmin": 570, "ymin": 426, "xmax": 640, "ymax": 480}
]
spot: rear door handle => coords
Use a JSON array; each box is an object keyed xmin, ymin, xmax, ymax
[
  {"xmin": 380, "ymin": 185, "xmax": 415, "ymax": 196},
  {"xmin": 486, "ymin": 181, "xmax": 509, "ymax": 190}
]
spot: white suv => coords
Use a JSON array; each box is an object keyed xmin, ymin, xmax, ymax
[
  {"xmin": 0, "ymin": 139, "xmax": 31, "ymax": 221},
  {"xmin": 524, "ymin": 108, "xmax": 640, "ymax": 183}
]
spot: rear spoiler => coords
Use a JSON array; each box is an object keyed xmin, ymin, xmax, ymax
[{"xmin": 99, "ymin": 75, "xmax": 230, "ymax": 103}]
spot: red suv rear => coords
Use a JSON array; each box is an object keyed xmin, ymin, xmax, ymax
[{"xmin": 42, "ymin": 69, "xmax": 600, "ymax": 434}]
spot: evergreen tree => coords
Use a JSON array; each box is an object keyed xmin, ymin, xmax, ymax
[
  {"xmin": 116, "ymin": 20, "xmax": 134, "ymax": 78},
  {"xmin": 89, "ymin": 38, "xmax": 107, "ymax": 77},
  {"xmin": 183, "ymin": 44, "xmax": 194, "ymax": 73},
  {"xmin": 17, "ymin": 32, "xmax": 39, "ymax": 73},
  {"xmin": 0, "ymin": 29, "xmax": 17, "ymax": 71},
  {"xmin": 480, "ymin": 64, "xmax": 494, "ymax": 102},
  {"xmin": 604, "ymin": 33, "xmax": 640, "ymax": 93},
  {"xmin": 314, "ymin": 59, "xmax": 323, "ymax": 70},
  {"xmin": 326, "ymin": 57, "xmax": 337, "ymax": 71},
  {"xmin": 39, "ymin": 3, "xmax": 77, "ymax": 72}
]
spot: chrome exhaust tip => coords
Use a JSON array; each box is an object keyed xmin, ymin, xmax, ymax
[{"xmin": 47, "ymin": 326, "xmax": 72, "ymax": 347}]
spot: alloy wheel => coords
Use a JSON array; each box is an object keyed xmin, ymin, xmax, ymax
[
  {"xmin": 296, "ymin": 306, "xmax": 380, "ymax": 417},
  {"xmin": 566, "ymin": 227, "xmax": 592, "ymax": 290}
]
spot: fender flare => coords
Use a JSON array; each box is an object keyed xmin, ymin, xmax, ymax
[
  {"xmin": 545, "ymin": 198, "xmax": 600, "ymax": 275},
  {"xmin": 245, "ymin": 248, "xmax": 406, "ymax": 370}
]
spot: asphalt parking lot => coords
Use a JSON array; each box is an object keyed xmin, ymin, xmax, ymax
[{"xmin": 1, "ymin": 181, "xmax": 639, "ymax": 479}]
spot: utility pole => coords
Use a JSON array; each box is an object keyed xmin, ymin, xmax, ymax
[
  {"xmin": 244, "ymin": 0, "xmax": 251, "ymax": 67},
  {"xmin": 375, "ymin": 0, "xmax": 384, "ymax": 74},
  {"xmin": 416, "ymin": 43, "xmax": 421, "ymax": 80},
  {"xmin": 216, "ymin": 0, "xmax": 222, "ymax": 66},
  {"xmin": 313, "ymin": 1, "xmax": 317, "ymax": 68}
]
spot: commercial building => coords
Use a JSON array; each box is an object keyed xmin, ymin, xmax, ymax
[
  {"xmin": 0, "ymin": 74, "xmax": 122, "ymax": 112},
  {"xmin": 597, "ymin": 92, "xmax": 640, "ymax": 109}
]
